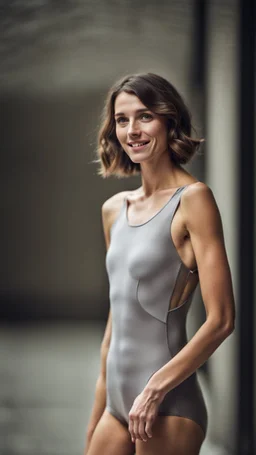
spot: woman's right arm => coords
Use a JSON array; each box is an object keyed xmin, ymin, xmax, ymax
[{"xmin": 84, "ymin": 193, "xmax": 127, "ymax": 454}]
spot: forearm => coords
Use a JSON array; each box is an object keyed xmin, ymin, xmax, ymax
[{"xmin": 147, "ymin": 317, "xmax": 234, "ymax": 396}]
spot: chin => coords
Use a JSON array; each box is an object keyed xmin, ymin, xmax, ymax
[{"xmin": 128, "ymin": 153, "xmax": 151, "ymax": 164}]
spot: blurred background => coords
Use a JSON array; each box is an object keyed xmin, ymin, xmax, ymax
[{"xmin": 0, "ymin": 0, "xmax": 255, "ymax": 454}]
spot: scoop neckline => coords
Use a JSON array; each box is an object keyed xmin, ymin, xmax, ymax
[{"xmin": 125, "ymin": 185, "xmax": 186, "ymax": 228}]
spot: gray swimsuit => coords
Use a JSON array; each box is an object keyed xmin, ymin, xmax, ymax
[{"xmin": 105, "ymin": 185, "xmax": 207, "ymax": 435}]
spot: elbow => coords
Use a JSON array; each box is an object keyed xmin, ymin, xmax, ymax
[
  {"xmin": 223, "ymin": 306, "xmax": 236, "ymax": 337},
  {"xmin": 208, "ymin": 314, "xmax": 235, "ymax": 341},
  {"xmin": 221, "ymin": 318, "xmax": 235, "ymax": 337}
]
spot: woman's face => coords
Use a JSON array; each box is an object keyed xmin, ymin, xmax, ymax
[{"xmin": 114, "ymin": 92, "xmax": 169, "ymax": 164}]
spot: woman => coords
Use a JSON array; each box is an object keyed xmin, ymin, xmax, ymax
[{"xmin": 84, "ymin": 73, "xmax": 235, "ymax": 455}]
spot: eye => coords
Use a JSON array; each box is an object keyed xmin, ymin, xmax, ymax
[
  {"xmin": 140, "ymin": 112, "xmax": 153, "ymax": 121},
  {"xmin": 116, "ymin": 116, "xmax": 128, "ymax": 124}
]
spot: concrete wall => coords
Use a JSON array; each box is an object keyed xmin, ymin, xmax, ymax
[
  {"xmin": 1, "ymin": 0, "xmax": 204, "ymax": 319},
  {"xmin": 205, "ymin": 1, "xmax": 239, "ymax": 453}
]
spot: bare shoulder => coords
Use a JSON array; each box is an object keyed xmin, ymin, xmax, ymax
[
  {"xmin": 102, "ymin": 191, "xmax": 130, "ymax": 220},
  {"xmin": 101, "ymin": 191, "xmax": 130, "ymax": 243},
  {"xmin": 181, "ymin": 182, "xmax": 222, "ymax": 232},
  {"xmin": 182, "ymin": 181, "xmax": 216, "ymax": 207}
]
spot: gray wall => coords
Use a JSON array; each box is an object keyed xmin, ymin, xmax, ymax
[
  {"xmin": 1, "ymin": 0, "xmax": 203, "ymax": 319},
  {"xmin": 1, "ymin": 1, "xmax": 254, "ymax": 454},
  {"xmin": 205, "ymin": 1, "xmax": 239, "ymax": 453}
]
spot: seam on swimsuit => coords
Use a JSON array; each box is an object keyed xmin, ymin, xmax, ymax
[
  {"xmin": 167, "ymin": 262, "xmax": 192, "ymax": 313},
  {"xmin": 165, "ymin": 300, "xmax": 188, "ymax": 359},
  {"xmin": 166, "ymin": 310, "xmax": 174, "ymax": 359},
  {"xmin": 136, "ymin": 279, "xmax": 166, "ymax": 323}
]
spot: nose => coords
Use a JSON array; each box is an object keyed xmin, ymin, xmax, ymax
[{"xmin": 127, "ymin": 119, "xmax": 141, "ymax": 137}]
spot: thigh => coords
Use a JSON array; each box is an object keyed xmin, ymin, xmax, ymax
[
  {"xmin": 136, "ymin": 416, "xmax": 205, "ymax": 455},
  {"xmin": 87, "ymin": 409, "xmax": 135, "ymax": 455}
]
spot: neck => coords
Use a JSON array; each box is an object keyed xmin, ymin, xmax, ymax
[{"xmin": 139, "ymin": 154, "xmax": 186, "ymax": 196}]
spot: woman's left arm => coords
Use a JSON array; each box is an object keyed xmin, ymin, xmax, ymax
[
  {"xmin": 147, "ymin": 183, "xmax": 235, "ymax": 396},
  {"xmin": 128, "ymin": 183, "xmax": 236, "ymax": 442}
]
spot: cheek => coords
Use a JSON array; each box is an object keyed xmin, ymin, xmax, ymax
[
  {"xmin": 115, "ymin": 127, "xmax": 126, "ymax": 145},
  {"xmin": 150, "ymin": 124, "xmax": 168, "ymax": 144},
  {"xmin": 147, "ymin": 119, "xmax": 167, "ymax": 135}
]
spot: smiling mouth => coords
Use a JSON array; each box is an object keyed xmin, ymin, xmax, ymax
[{"xmin": 128, "ymin": 141, "xmax": 150, "ymax": 147}]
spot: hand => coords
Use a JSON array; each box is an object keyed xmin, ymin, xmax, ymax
[{"xmin": 128, "ymin": 385, "xmax": 165, "ymax": 443}]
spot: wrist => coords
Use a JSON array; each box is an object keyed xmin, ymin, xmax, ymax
[
  {"xmin": 146, "ymin": 371, "xmax": 171, "ymax": 397},
  {"xmin": 144, "ymin": 382, "xmax": 165, "ymax": 404}
]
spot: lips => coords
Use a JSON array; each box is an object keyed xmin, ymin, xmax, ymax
[{"xmin": 128, "ymin": 141, "xmax": 150, "ymax": 147}]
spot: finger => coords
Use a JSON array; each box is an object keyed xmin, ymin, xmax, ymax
[
  {"xmin": 129, "ymin": 416, "xmax": 135, "ymax": 443},
  {"xmin": 133, "ymin": 417, "xmax": 140, "ymax": 441},
  {"xmin": 145, "ymin": 416, "xmax": 154, "ymax": 439},
  {"xmin": 138, "ymin": 417, "xmax": 148, "ymax": 442}
]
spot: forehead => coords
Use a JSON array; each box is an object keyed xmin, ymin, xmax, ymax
[{"xmin": 114, "ymin": 92, "xmax": 147, "ymax": 113}]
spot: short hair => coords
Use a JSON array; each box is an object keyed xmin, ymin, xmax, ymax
[{"xmin": 96, "ymin": 73, "xmax": 203, "ymax": 178}]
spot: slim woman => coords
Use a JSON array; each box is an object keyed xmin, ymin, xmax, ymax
[{"xmin": 84, "ymin": 73, "xmax": 235, "ymax": 455}]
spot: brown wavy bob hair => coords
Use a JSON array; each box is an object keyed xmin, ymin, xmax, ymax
[{"xmin": 97, "ymin": 73, "xmax": 203, "ymax": 177}]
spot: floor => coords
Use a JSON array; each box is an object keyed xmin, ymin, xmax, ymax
[{"xmin": 0, "ymin": 322, "xmax": 216, "ymax": 455}]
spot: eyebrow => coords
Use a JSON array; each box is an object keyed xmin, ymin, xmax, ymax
[{"xmin": 114, "ymin": 108, "xmax": 150, "ymax": 117}]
